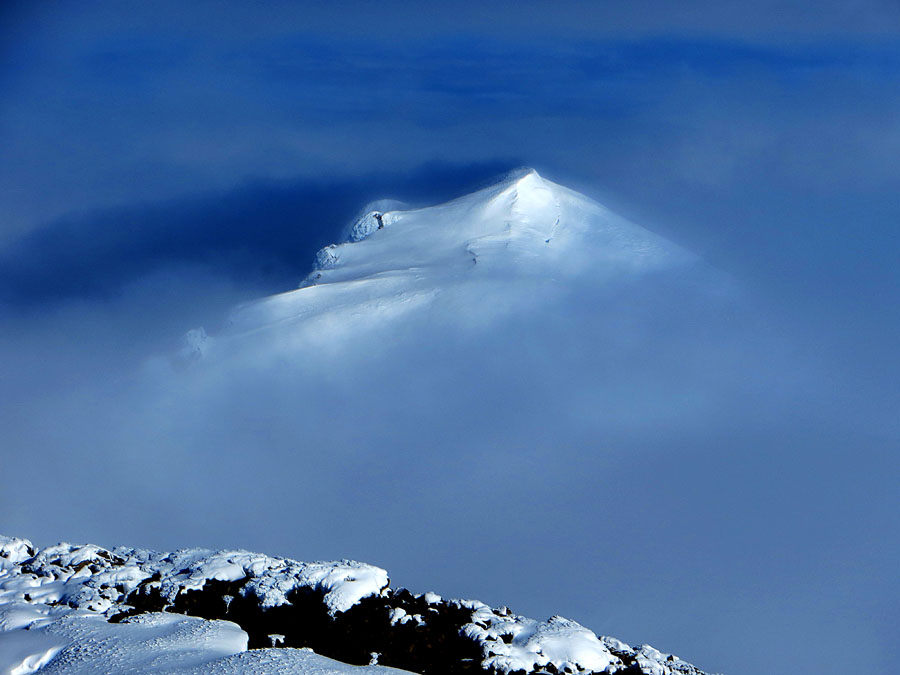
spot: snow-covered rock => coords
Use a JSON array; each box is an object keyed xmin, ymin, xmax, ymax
[
  {"xmin": 0, "ymin": 535, "xmax": 715, "ymax": 675},
  {"xmin": 343, "ymin": 199, "xmax": 409, "ymax": 244},
  {"xmin": 0, "ymin": 536, "xmax": 388, "ymax": 616}
]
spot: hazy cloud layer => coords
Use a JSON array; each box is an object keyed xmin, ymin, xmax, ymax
[{"xmin": 1, "ymin": 237, "xmax": 895, "ymax": 675}]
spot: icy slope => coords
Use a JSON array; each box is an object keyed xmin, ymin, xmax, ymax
[
  {"xmin": 194, "ymin": 169, "xmax": 694, "ymax": 358},
  {"xmin": 1, "ymin": 535, "xmax": 713, "ymax": 675}
]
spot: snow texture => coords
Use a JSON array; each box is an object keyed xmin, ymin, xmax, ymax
[
  {"xmin": 458, "ymin": 600, "xmax": 704, "ymax": 675},
  {"xmin": 0, "ymin": 536, "xmax": 387, "ymax": 616},
  {"xmin": 0, "ymin": 535, "xmax": 713, "ymax": 675},
  {"xmin": 0, "ymin": 605, "xmax": 411, "ymax": 675}
]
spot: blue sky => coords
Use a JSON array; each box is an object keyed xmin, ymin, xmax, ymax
[{"xmin": 1, "ymin": 3, "xmax": 898, "ymax": 675}]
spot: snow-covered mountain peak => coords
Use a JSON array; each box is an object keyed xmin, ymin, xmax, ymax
[
  {"xmin": 475, "ymin": 168, "xmax": 556, "ymax": 233},
  {"xmin": 308, "ymin": 169, "xmax": 688, "ymax": 282},
  {"xmin": 505, "ymin": 168, "xmax": 553, "ymax": 210},
  {"xmin": 487, "ymin": 166, "xmax": 548, "ymax": 201},
  {"xmin": 202, "ymin": 171, "xmax": 697, "ymax": 354},
  {"xmin": 308, "ymin": 167, "xmax": 563, "ymax": 284},
  {"xmin": 473, "ymin": 166, "xmax": 546, "ymax": 205}
]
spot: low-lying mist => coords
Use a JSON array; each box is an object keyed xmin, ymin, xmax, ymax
[{"xmin": 1, "ymin": 239, "xmax": 895, "ymax": 674}]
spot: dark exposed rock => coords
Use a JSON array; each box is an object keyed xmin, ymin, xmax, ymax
[{"xmin": 120, "ymin": 578, "xmax": 486, "ymax": 674}]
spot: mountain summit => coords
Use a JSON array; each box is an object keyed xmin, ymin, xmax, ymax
[
  {"xmin": 304, "ymin": 168, "xmax": 686, "ymax": 283},
  {"xmin": 201, "ymin": 170, "xmax": 694, "ymax": 356}
]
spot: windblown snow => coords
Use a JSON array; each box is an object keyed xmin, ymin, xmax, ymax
[{"xmin": 0, "ymin": 535, "xmax": 712, "ymax": 675}]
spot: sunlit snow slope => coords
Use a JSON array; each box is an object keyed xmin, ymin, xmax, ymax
[{"xmin": 189, "ymin": 169, "xmax": 694, "ymax": 357}]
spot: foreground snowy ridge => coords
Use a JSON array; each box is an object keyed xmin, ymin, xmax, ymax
[{"xmin": 0, "ymin": 536, "xmax": 714, "ymax": 675}]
